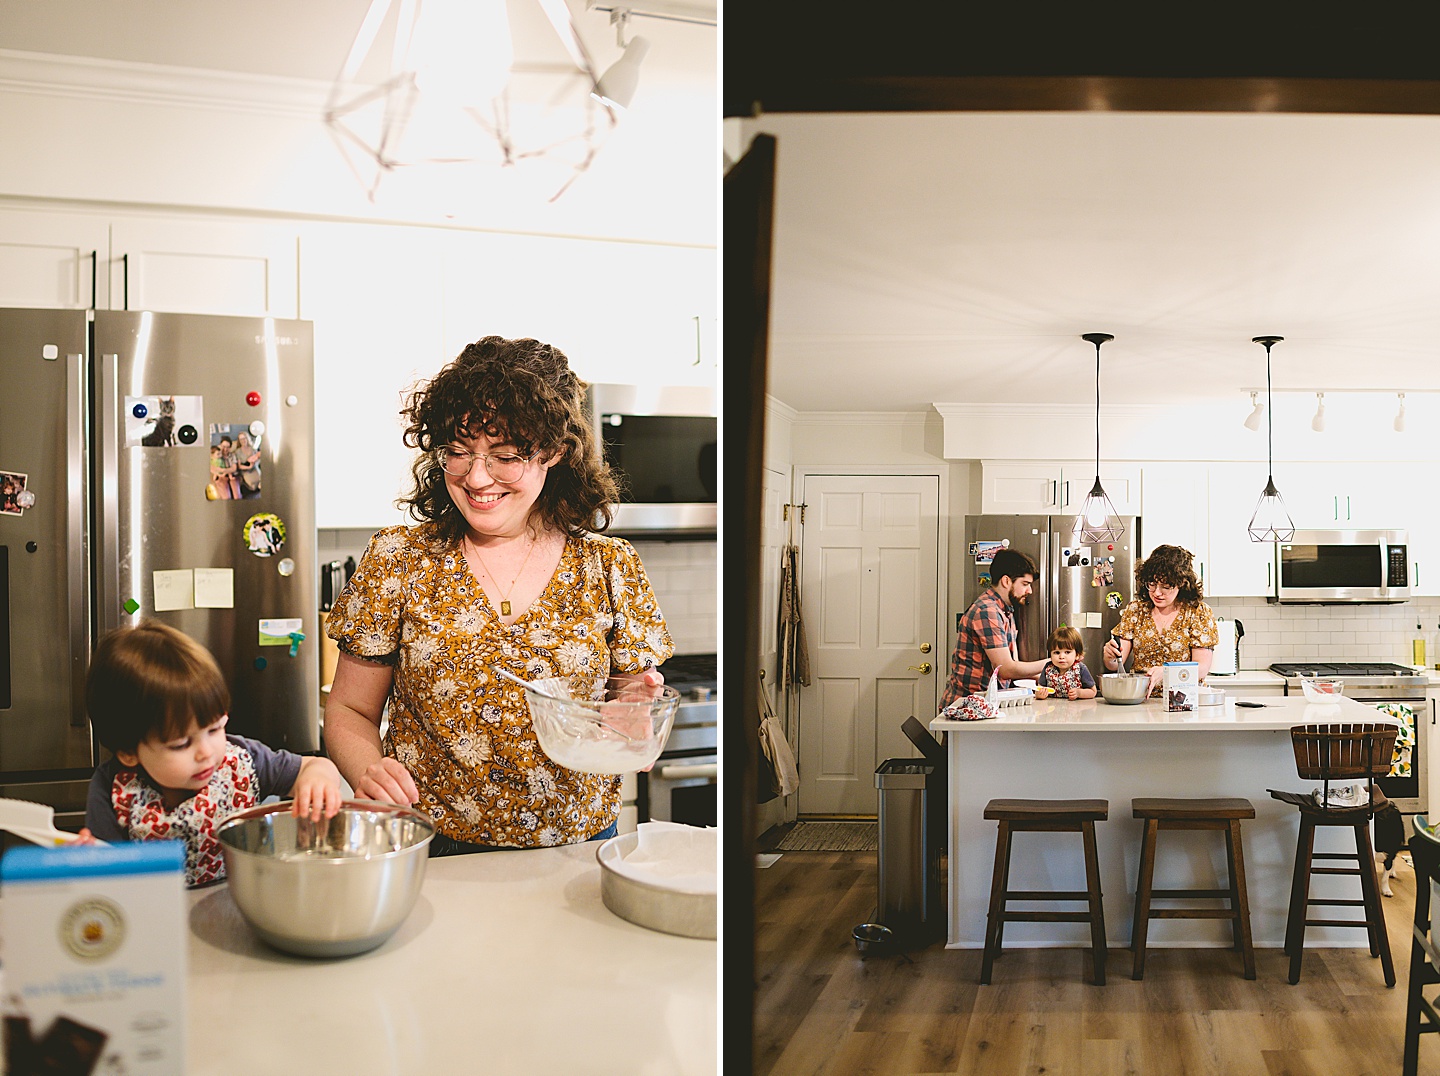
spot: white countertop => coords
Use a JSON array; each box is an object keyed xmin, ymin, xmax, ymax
[
  {"xmin": 186, "ymin": 843, "xmax": 716, "ymax": 1074},
  {"xmin": 933, "ymin": 692, "xmax": 1392, "ymax": 732}
]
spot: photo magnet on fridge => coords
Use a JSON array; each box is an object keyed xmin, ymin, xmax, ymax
[
  {"xmin": 208, "ymin": 422, "xmax": 262, "ymax": 501},
  {"xmin": 124, "ymin": 395, "xmax": 204, "ymax": 448},
  {"xmin": 971, "ymin": 540, "xmax": 1006, "ymax": 564},
  {"xmin": 0, "ymin": 470, "xmax": 29, "ymax": 515},
  {"xmin": 243, "ymin": 512, "xmax": 285, "ymax": 557}
]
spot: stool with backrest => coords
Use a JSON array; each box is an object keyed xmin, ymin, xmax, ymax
[
  {"xmin": 980, "ymin": 798, "xmax": 1109, "ymax": 986},
  {"xmin": 1404, "ymin": 818, "xmax": 1440, "ymax": 1076},
  {"xmin": 1267, "ymin": 722, "xmax": 1400, "ymax": 987},
  {"xmin": 1129, "ymin": 797, "xmax": 1257, "ymax": 980}
]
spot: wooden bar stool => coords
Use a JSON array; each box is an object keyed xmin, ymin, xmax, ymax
[
  {"xmin": 1268, "ymin": 722, "xmax": 1400, "ymax": 987},
  {"xmin": 1404, "ymin": 820, "xmax": 1440, "ymax": 1075},
  {"xmin": 980, "ymin": 798, "xmax": 1109, "ymax": 986},
  {"xmin": 1129, "ymin": 797, "xmax": 1257, "ymax": 980}
]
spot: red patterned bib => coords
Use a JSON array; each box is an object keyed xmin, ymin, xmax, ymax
[
  {"xmin": 112, "ymin": 741, "xmax": 258, "ymax": 887},
  {"xmin": 1043, "ymin": 664, "xmax": 1085, "ymax": 697}
]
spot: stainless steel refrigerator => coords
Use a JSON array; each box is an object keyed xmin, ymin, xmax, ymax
[
  {"xmin": 961, "ymin": 515, "xmax": 1142, "ymax": 669},
  {"xmin": 1, "ymin": 308, "xmax": 317, "ymax": 820}
]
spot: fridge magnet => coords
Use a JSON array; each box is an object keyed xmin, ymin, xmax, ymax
[
  {"xmin": 259, "ymin": 619, "xmax": 305, "ymax": 656},
  {"xmin": 1105, "ymin": 590, "xmax": 1124, "ymax": 610},
  {"xmin": 243, "ymin": 512, "xmax": 285, "ymax": 557},
  {"xmin": 1, "ymin": 471, "xmax": 29, "ymax": 515},
  {"xmin": 1092, "ymin": 561, "xmax": 1114, "ymax": 587},
  {"xmin": 1063, "ymin": 546, "xmax": 1092, "ymax": 568},
  {"xmin": 208, "ymin": 423, "xmax": 262, "ymax": 500},
  {"xmin": 124, "ymin": 396, "xmax": 204, "ymax": 449},
  {"xmin": 970, "ymin": 539, "xmax": 1007, "ymax": 563}
]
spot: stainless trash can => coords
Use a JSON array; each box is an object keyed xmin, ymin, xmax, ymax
[{"xmin": 874, "ymin": 757, "xmax": 941, "ymax": 941}]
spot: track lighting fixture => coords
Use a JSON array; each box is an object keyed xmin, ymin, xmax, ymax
[
  {"xmin": 1310, "ymin": 392, "xmax": 1326, "ymax": 432},
  {"xmin": 1394, "ymin": 393, "xmax": 1407, "ymax": 433},
  {"xmin": 1243, "ymin": 391, "xmax": 1264, "ymax": 431}
]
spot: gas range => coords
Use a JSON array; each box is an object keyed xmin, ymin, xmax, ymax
[{"xmin": 1269, "ymin": 661, "xmax": 1426, "ymax": 695}]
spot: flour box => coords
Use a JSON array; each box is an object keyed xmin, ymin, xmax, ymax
[
  {"xmin": 1, "ymin": 841, "xmax": 187, "ymax": 1075},
  {"xmin": 1163, "ymin": 661, "xmax": 1200, "ymax": 712}
]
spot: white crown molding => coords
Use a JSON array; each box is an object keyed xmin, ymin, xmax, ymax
[
  {"xmin": 0, "ymin": 47, "xmax": 329, "ymax": 118},
  {"xmin": 765, "ymin": 395, "xmax": 799, "ymax": 423},
  {"xmin": 792, "ymin": 410, "xmax": 932, "ymax": 427}
]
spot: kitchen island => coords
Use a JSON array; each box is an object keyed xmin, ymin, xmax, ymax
[
  {"xmin": 185, "ymin": 842, "xmax": 716, "ymax": 1074},
  {"xmin": 932, "ymin": 694, "xmax": 1399, "ymax": 951}
]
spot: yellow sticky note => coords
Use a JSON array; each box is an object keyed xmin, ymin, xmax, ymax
[
  {"xmin": 153, "ymin": 569, "xmax": 194, "ymax": 611},
  {"xmin": 194, "ymin": 568, "xmax": 234, "ymax": 609}
]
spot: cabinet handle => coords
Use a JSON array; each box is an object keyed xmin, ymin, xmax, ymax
[
  {"xmin": 907, "ymin": 663, "xmax": 933, "ymax": 675},
  {"xmin": 122, "ymin": 253, "xmax": 129, "ymax": 311},
  {"xmin": 87, "ymin": 250, "xmax": 97, "ymax": 310},
  {"xmin": 1267, "ymin": 562, "xmax": 1272, "ymax": 590},
  {"xmin": 1346, "ymin": 495, "xmax": 1351, "ymax": 521},
  {"xmin": 1064, "ymin": 480, "xmax": 1070, "ymax": 507},
  {"xmin": 1050, "ymin": 480, "xmax": 1057, "ymax": 507},
  {"xmin": 1333, "ymin": 495, "xmax": 1338, "ymax": 521}
]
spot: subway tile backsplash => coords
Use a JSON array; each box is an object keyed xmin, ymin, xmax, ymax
[
  {"xmin": 318, "ymin": 529, "xmax": 717, "ymax": 657},
  {"xmin": 1207, "ymin": 596, "xmax": 1440, "ymax": 668}
]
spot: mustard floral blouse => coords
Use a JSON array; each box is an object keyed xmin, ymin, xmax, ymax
[
  {"xmin": 1112, "ymin": 599, "xmax": 1220, "ymax": 696},
  {"xmin": 327, "ymin": 525, "xmax": 674, "ymax": 847}
]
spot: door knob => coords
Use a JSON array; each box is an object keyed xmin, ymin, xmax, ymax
[
  {"xmin": 908, "ymin": 662, "xmax": 933, "ymax": 675},
  {"xmin": 919, "ymin": 642, "xmax": 932, "ymax": 654}
]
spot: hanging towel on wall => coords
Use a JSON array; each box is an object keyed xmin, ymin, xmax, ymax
[
  {"xmin": 758, "ymin": 677, "xmax": 800, "ymax": 799},
  {"xmin": 778, "ymin": 543, "xmax": 811, "ymax": 690}
]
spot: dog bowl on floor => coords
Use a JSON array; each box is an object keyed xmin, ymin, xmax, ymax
[{"xmin": 852, "ymin": 922, "xmax": 896, "ymax": 955}]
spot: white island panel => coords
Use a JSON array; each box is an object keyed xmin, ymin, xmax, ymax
[
  {"xmin": 933, "ymin": 695, "xmax": 1398, "ymax": 951},
  {"xmin": 182, "ymin": 843, "xmax": 716, "ymax": 1074}
]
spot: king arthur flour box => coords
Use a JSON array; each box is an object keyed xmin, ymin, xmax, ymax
[
  {"xmin": 1163, "ymin": 661, "xmax": 1200, "ymax": 712},
  {"xmin": 1, "ymin": 841, "xmax": 186, "ymax": 1075}
]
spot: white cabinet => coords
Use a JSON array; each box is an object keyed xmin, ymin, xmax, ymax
[
  {"xmin": 110, "ymin": 218, "xmax": 298, "ymax": 317},
  {"xmin": 0, "ymin": 207, "xmax": 111, "ymax": 308},
  {"xmin": 1280, "ymin": 462, "xmax": 1409, "ymax": 530},
  {"xmin": 980, "ymin": 460, "xmax": 1140, "ymax": 515},
  {"xmin": 1137, "ymin": 462, "xmax": 1210, "ymax": 583},
  {"xmin": 1205, "ymin": 462, "xmax": 1276, "ymax": 598},
  {"xmin": 299, "ymin": 222, "xmax": 446, "ymax": 530}
]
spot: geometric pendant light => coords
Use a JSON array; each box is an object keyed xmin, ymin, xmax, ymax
[
  {"xmin": 1247, "ymin": 335, "xmax": 1296, "ymax": 542},
  {"xmin": 1074, "ymin": 332, "xmax": 1126, "ymax": 542}
]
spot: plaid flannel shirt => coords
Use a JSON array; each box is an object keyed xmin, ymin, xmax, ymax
[{"xmin": 941, "ymin": 588, "xmax": 1016, "ymax": 708}]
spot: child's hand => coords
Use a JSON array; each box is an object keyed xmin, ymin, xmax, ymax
[
  {"xmin": 1067, "ymin": 686, "xmax": 1080, "ymax": 700},
  {"xmin": 1033, "ymin": 685, "xmax": 1052, "ymax": 699},
  {"xmin": 291, "ymin": 757, "xmax": 344, "ymax": 822},
  {"xmin": 72, "ymin": 828, "xmax": 98, "ymax": 846}
]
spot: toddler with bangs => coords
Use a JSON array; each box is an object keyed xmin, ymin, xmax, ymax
[
  {"xmin": 81, "ymin": 621, "xmax": 343, "ymax": 887},
  {"xmin": 1034, "ymin": 625, "xmax": 1097, "ymax": 700}
]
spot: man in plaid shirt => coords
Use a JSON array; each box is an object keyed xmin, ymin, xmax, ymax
[{"xmin": 941, "ymin": 548, "xmax": 1050, "ymax": 707}]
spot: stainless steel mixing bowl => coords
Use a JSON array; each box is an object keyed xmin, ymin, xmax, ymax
[
  {"xmin": 216, "ymin": 799, "xmax": 434, "ymax": 958},
  {"xmin": 1099, "ymin": 672, "xmax": 1152, "ymax": 705}
]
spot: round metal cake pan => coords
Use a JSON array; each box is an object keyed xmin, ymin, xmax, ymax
[{"xmin": 596, "ymin": 831, "xmax": 717, "ymax": 940}]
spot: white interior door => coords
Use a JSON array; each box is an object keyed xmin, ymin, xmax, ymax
[{"xmin": 797, "ymin": 474, "xmax": 941, "ymax": 817}]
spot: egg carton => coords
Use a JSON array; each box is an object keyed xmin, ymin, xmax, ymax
[{"xmin": 991, "ymin": 687, "xmax": 1034, "ymax": 708}]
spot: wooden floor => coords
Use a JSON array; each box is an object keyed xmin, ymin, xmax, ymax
[{"xmin": 753, "ymin": 847, "xmax": 1427, "ymax": 1075}]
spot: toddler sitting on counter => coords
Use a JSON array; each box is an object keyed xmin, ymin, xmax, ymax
[
  {"xmin": 1033, "ymin": 626, "xmax": 1098, "ymax": 700},
  {"xmin": 78, "ymin": 620, "xmax": 343, "ymax": 887}
]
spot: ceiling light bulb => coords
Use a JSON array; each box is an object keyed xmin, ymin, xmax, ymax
[
  {"xmin": 1395, "ymin": 393, "xmax": 1407, "ymax": 433},
  {"xmin": 1311, "ymin": 392, "xmax": 1326, "ymax": 433},
  {"xmin": 593, "ymin": 34, "xmax": 650, "ymax": 110},
  {"xmin": 1243, "ymin": 391, "xmax": 1264, "ymax": 431}
]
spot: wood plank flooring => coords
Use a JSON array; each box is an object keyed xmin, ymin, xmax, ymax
[{"xmin": 752, "ymin": 848, "xmax": 1425, "ymax": 1075}]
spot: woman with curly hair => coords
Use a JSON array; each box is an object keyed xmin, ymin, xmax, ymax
[
  {"xmin": 324, "ymin": 337, "xmax": 673, "ymax": 855},
  {"xmin": 1100, "ymin": 543, "xmax": 1218, "ymax": 697}
]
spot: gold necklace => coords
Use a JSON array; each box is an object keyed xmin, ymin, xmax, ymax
[{"xmin": 467, "ymin": 534, "xmax": 538, "ymax": 617}]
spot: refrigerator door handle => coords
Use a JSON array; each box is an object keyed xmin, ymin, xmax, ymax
[
  {"xmin": 66, "ymin": 350, "xmax": 89, "ymax": 728},
  {"xmin": 98, "ymin": 352, "xmax": 122, "ymax": 638}
]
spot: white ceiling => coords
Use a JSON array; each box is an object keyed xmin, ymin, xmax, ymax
[{"xmin": 746, "ymin": 110, "xmax": 1440, "ymax": 413}]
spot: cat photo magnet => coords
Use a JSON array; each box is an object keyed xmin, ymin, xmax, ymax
[{"xmin": 124, "ymin": 395, "xmax": 204, "ymax": 448}]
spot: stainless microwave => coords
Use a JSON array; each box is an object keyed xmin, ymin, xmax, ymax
[
  {"xmin": 1273, "ymin": 529, "xmax": 1411, "ymax": 604},
  {"xmin": 585, "ymin": 383, "xmax": 716, "ymax": 538}
]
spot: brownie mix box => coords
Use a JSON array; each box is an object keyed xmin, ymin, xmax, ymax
[{"xmin": 1, "ymin": 841, "xmax": 186, "ymax": 1075}]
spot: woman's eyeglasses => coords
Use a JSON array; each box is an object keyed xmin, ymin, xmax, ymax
[
  {"xmin": 1147, "ymin": 580, "xmax": 1179, "ymax": 592},
  {"xmin": 437, "ymin": 446, "xmax": 533, "ymax": 481}
]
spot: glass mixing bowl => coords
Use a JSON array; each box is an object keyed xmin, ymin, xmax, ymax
[{"xmin": 525, "ymin": 676, "xmax": 681, "ymax": 774}]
